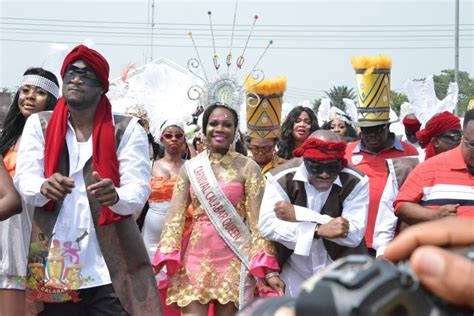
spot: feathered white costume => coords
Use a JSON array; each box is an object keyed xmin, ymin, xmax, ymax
[
  {"xmin": 107, "ymin": 57, "xmax": 200, "ymax": 142},
  {"xmin": 317, "ymin": 97, "xmax": 358, "ymax": 127},
  {"xmin": 404, "ymin": 75, "xmax": 459, "ymax": 128}
]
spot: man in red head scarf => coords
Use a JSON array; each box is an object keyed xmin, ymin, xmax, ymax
[
  {"xmin": 415, "ymin": 111, "xmax": 461, "ymax": 160},
  {"xmin": 402, "ymin": 113, "xmax": 421, "ymax": 145},
  {"xmin": 14, "ymin": 45, "xmax": 161, "ymax": 315},
  {"xmin": 372, "ymin": 112, "xmax": 461, "ymax": 258},
  {"xmin": 394, "ymin": 110, "xmax": 473, "ymax": 226},
  {"xmin": 258, "ymin": 130, "xmax": 369, "ymax": 297}
]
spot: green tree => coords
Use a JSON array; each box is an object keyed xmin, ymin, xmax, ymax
[
  {"xmin": 432, "ymin": 69, "xmax": 474, "ymax": 115},
  {"xmin": 312, "ymin": 98, "xmax": 321, "ymax": 113},
  {"xmin": 324, "ymin": 86, "xmax": 356, "ymax": 110},
  {"xmin": 391, "ymin": 90, "xmax": 408, "ymax": 116}
]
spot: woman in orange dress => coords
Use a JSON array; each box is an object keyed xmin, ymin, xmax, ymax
[
  {"xmin": 0, "ymin": 157, "xmax": 21, "ymax": 220},
  {"xmin": 142, "ymin": 120, "xmax": 188, "ymax": 315}
]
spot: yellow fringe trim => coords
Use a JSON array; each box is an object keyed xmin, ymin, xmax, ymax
[
  {"xmin": 351, "ymin": 55, "xmax": 392, "ymax": 75},
  {"xmin": 244, "ymin": 75, "xmax": 287, "ymax": 95}
]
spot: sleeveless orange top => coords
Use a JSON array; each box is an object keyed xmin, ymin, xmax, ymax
[
  {"xmin": 148, "ymin": 176, "xmax": 178, "ymax": 203},
  {"xmin": 3, "ymin": 148, "xmax": 17, "ymax": 177}
]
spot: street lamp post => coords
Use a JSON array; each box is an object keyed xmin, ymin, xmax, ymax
[{"xmin": 454, "ymin": 0, "xmax": 459, "ymax": 115}]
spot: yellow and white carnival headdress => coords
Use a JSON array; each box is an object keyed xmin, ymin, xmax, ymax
[
  {"xmin": 186, "ymin": 8, "xmax": 273, "ymax": 129},
  {"xmin": 244, "ymin": 76, "xmax": 286, "ymax": 139},
  {"xmin": 351, "ymin": 55, "xmax": 392, "ymax": 127}
]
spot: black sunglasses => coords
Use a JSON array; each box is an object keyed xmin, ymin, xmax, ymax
[
  {"xmin": 462, "ymin": 135, "xmax": 474, "ymax": 149},
  {"xmin": 63, "ymin": 64, "xmax": 102, "ymax": 87},
  {"xmin": 438, "ymin": 130, "xmax": 462, "ymax": 144},
  {"xmin": 248, "ymin": 145, "xmax": 274, "ymax": 154},
  {"xmin": 304, "ymin": 159, "xmax": 342, "ymax": 177},
  {"xmin": 360, "ymin": 124, "xmax": 388, "ymax": 135},
  {"xmin": 162, "ymin": 132, "xmax": 184, "ymax": 140}
]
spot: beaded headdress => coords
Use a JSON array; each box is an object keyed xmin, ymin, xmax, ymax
[{"xmin": 186, "ymin": 4, "xmax": 273, "ymax": 119}]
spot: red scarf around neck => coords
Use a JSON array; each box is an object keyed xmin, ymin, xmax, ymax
[{"xmin": 44, "ymin": 95, "xmax": 127, "ymax": 225}]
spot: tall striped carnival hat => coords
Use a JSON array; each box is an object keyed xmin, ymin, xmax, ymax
[
  {"xmin": 351, "ymin": 55, "xmax": 393, "ymax": 127},
  {"xmin": 244, "ymin": 76, "xmax": 286, "ymax": 139}
]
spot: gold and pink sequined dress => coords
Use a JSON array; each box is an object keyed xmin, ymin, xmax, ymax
[{"xmin": 153, "ymin": 151, "xmax": 279, "ymax": 308}]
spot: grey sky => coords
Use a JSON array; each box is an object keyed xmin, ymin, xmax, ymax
[{"xmin": 1, "ymin": 0, "xmax": 473, "ymax": 104}]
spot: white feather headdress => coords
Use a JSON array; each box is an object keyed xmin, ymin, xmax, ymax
[
  {"xmin": 404, "ymin": 76, "xmax": 458, "ymax": 128},
  {"xmin": 398, "ymin": 101, "xmax": 414, "ymax": 121},
  {"xmin": 317, "ymin": 97, "xmax": 358, "ymax": 126},
  {"xmin": 108, "ymin": 58, "xmax": 200, "ymax": 142}
]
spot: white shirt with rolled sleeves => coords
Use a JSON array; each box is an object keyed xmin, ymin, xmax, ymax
[
  {"xmin": 372, "ymin": 167, "xmax": 399, "ymax": 258},
  {"xmin": 14, "ymin": 113, "xmax": 151, "ymax": 289},
  {"xmin": 259, "ymin": 162, "xmax": 369, "ymax": 297},
  {"xmin": 373, "ymin": 156, "xmax": 421, "ymax": 258}
]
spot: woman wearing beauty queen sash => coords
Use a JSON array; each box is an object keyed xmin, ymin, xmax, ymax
[{"xmin": 153, "ymin": 102, "xmax": 284, "ymax": 315}]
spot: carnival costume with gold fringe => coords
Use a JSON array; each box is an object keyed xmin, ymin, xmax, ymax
[
  {"xmin": 351, "ymin": 55, "xmax": 392, "ymax": 127},
  {"xmin": 245, "ymin": 76, "xmax": 286, "ymax": 139},
  {"xmin": 152, "ymin": 7, "xmax": 280, "ymax": 310}
]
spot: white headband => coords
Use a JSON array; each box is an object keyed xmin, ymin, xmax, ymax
[
  {"xmin": 327, "ymin": 107, "xmax": 353, "ymax": 125},
  {"xmin": 158, "ymin": 119, "xmax": 185, "ymax": 143},
  {"xmin": 160, "ymin": 119, "xmax": 185, "ymax": 134},
  {"xmin": 21, "ymin": 74, "xmax": 60, "ymax": 99}
]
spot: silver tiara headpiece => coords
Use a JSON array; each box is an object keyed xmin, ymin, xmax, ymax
[{"xmin": 186, "ymin": 3, "xmax": 273, "ymax": 115}]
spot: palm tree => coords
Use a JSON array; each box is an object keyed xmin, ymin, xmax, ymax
[
  {"xmin": 312, "ymin": 98, "xmax": 322, "ymax": 113},
  {"xmin": 324, "ymin": 86, "xmax": 356, "ymax": 110}
]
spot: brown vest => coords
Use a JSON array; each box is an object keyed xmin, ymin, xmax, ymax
[
  {"xmin": 27, "ymin": 112, "xmax": 161, "ymax": 316},
  {"xmin": 269, "ymin": 158, "xmax": 368, "ymax": 268}
]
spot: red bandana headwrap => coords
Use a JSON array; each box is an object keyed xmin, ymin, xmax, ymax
[
  {"xmin": 44, "ymin": 44, "xmax": 126, "ymax": 226},
  {"xmin": 402, "ymin": 116, "xmax": 421, "ymax": 132},
  {"xmin": 292, "ymin": 138, "xmax": 348, "ymax": 167},
  {"xmin": 416, "ymin": 111, "xmax": 461, "ymax": 160}
]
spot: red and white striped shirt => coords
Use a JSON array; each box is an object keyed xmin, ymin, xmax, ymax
[{"xmin": 394, "ymin": 145, "xmax": 474, "ymax": 217}]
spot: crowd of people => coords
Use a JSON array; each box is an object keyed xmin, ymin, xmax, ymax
[{"xmin": 0, "ymin": 45, "xmax": 472, "ymax": 316}]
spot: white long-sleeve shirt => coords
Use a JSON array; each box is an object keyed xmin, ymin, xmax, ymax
[
  {"xmin": 259, "ymin": 162, "xmax": 369, "ymax": 296},
  {"xmin": 373, "ymin": 156, "xmax": 421, "ymax": 257},
  {"xmin": 14, "ymin": 113, "xmax": 151, "ymax": 289}
]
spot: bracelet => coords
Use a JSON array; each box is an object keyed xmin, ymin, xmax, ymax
[
  {"xmin": 265, "ymin": 271, "xmax": 280, "ymax": 280},
  {"xmin": 314, "ymin": 223, "xmax": 320, "ymax": 239}
]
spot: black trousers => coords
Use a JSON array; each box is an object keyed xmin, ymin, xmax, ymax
[{"xmin": 39, "ymin": 284, "xmax": 129, "ymax": 316}]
